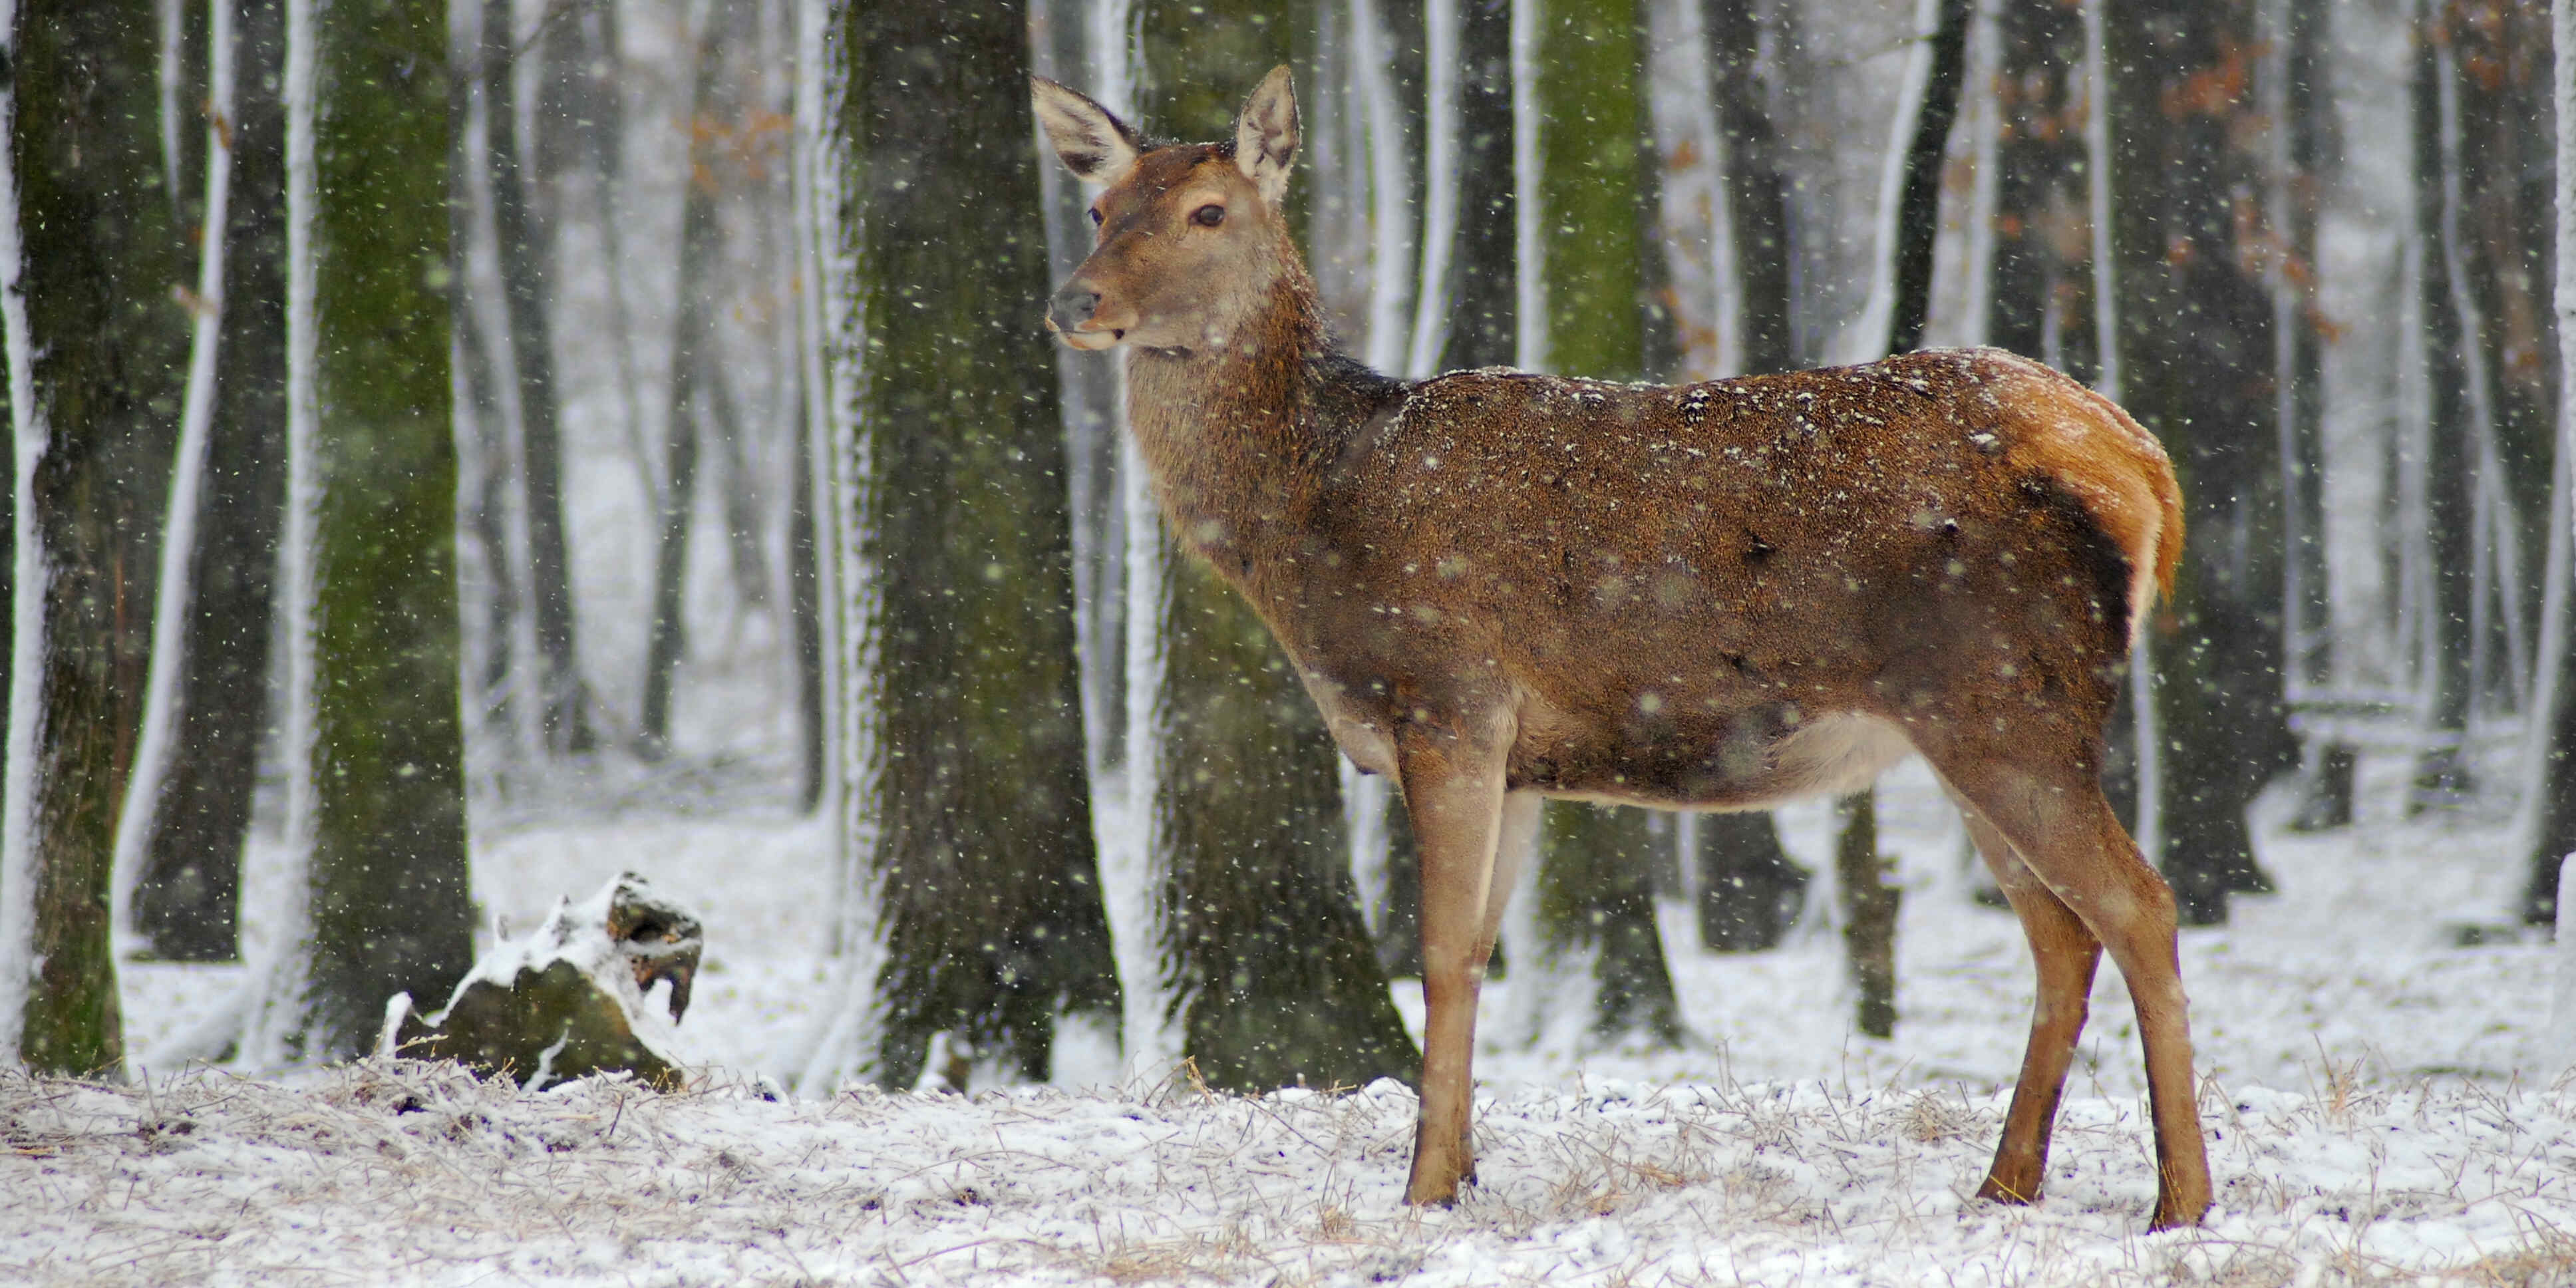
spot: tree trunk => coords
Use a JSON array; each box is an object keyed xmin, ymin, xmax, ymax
[
  {"xmin": 2410, "ymin": 23, "xmax": 2478, "ymax": 812},
  {"xmin": 788, "ymin": 361, "xmax": 825, "ymax": 813},
  {"xmin": 0, "ymin": 0, "xmax": 192, "ymax": 1072},
  {"xmin": 1822, "ymin": 0, "xmax": 1971, "ymax": 1035},
  {"xmin": 2269, "ymin": 0, "xmax": 2354, "ymax": 835},
  {"xmin": 640, "ymin": 12, "xmax": 725, "ymax": 759},
  {"xmin": 1883, "ymin": 0, "xmax": 1972, "ymax": 355},
  {"xmin": 1494, "ymin": 0, "xmax": 1685, "ymax": 1049},
  {"xmin": 1683, "ymin": 0, "xmax": 1809, "ymax": 943},
  {"xmin": 1520, "ymin": 803, "xmax": 1681, "ymax": 1049},
  {"xmin": 1984, "ymin": 0, "xmax": 2093, "ymax": 377},
  {"xmin": 2522, "ymin": 0, "xmax": 2576, "ymax": 927},
  {"xmin": 130, "ymin": 0, "xmax": 288, "ymax": 963},
  {"xmin": 1439, "ymin": 0, "xmax": 1518, "ymax": 373},
  {"xmin": 483, "ymin": 0, "xmax": 591, "ymax": 754},
  {"xmin": 838, "ymin": 0, "xmax": 1120, "ymax": 1090},
  {"xmin": 2106, "ymin": 0, "xmax": 2295, "ymax": 925},
  {"xmin": 1123, "ymin": 0, "xmax": 1420, "ymax": 1093},
  {"xmin": 1156, "ymin": 558, "xmax": 1420, "ymax": 1089},
  {"xmin": 248, "ymin": 0, "xmax": 474, "ymax": 1064},
  {"xmin": 1704, "ymin": 0, "xmax": 1792, "ymax": 375},
  {"xmin": 1835, "ymin": 791, "xmax": 1899, "ymax": 1039},
  {"xmin": 1694, "ymin": 811, "xmax": 1804, "ymax": 951}
]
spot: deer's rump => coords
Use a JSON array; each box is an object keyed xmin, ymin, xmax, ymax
[{"xmin": 1299, "ymin": 347, "xmax": 2170, "ymax": 811}]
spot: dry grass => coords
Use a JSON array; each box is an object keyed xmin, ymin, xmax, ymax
[{"xmin": 1, "ymin": 1060, "xmax": 2571, "ymax": 1286}]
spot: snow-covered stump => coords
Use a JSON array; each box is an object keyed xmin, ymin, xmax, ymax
[{"xmin": 381, "ymin": 874, "xmax": 702, "ymax": 1090}]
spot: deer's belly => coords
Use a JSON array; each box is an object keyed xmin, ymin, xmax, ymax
[{"xmin": 1508, "ymin": 699, "xmax": 1914, "ymax": 811}]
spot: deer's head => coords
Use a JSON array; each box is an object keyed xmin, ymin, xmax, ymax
[{"xmin": 1032, "ymin": 67, "xmax": 1303, "ymax": 355}]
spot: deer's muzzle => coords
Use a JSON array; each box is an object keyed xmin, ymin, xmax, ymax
[{"xmin": 1047, "ymin": 282, "xmax": 1120, "ymax": 348}]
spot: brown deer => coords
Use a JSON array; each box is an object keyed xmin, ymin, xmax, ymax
[{"xmin": 1033, "ymin": 67, "xmax": 2210, "ymax": 1230}]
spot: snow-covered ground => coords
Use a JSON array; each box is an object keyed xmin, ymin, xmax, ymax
[{"xmin": 13, "ymin": 743, "xmax": 2576, "ymax": 1285}]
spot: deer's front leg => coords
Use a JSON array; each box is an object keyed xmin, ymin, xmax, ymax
[{"xmin": 1396, "ymin": 722, "xmax": 1510, "ymax": 1207}]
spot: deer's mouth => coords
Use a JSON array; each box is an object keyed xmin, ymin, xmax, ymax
[{"xmin": 1051, "ymin": 321, "xmax": 1124, "ymax": 351}]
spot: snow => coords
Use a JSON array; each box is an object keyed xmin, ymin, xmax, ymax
[{"xmin": 20, "ymin": 742, "xmax": 2576, "ymax": 1284}]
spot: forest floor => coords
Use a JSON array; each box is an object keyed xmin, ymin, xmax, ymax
[{"xmin": 9, "ymin": 743, "xmax": 2576, "ymax": 1285}]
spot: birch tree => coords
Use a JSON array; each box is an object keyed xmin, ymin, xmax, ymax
[{"xmin": 0, "ymin": 0, "xmax": 190, "ymax": 1072}]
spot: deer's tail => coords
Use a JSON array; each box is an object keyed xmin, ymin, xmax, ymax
[{"xmin": 1972, "ymin": 349, "xmax": 2183, "ymax": 655}]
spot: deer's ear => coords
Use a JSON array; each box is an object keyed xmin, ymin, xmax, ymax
[
  {"xmin": 1032, "ymin": 77, "xmax": 1140, "ymax": 185},
  {"xmin": 1232, "ymin": 66, "xmax": 1299, "ymax": 208}
]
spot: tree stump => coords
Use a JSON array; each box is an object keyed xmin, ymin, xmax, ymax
[{"xmin": 381, "ymin": 874, "xmax": 702, "ymax": 1090}]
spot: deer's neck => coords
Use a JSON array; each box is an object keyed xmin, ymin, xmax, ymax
[{"xmin": 1120, "ymin": 279, "xmax": 1390, "ymax": 585}]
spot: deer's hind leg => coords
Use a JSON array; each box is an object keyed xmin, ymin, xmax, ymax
[
  {"xmin": 1931, "ymin": 748, "xmax": 2212, "ymax": 1230},
  {"xmin": 1951, "ymin": 806, "xmax": 2102, "ymax": 1208}
]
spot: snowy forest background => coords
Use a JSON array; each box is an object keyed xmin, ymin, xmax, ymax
[{"xmin": 5, "ymin": 0, "xmax": 2576, "ymax": 1114}]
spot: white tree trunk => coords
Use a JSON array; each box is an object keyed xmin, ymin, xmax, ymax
[
  {"xmin": 238, "ymin": 0, "xmax": 323, "ymax": 1069},
  {"xmin": 1642, "ymin": 0, "xmax": 1728, "ymax": 381},
  {"xmin": 790, "ymin": 0, "xmax": 888, "ymax": 1095},
  {"xmin": 1510, "ymin": 0, "xmax": 1545, "ymax": 372},
  {"xmin": 1404, "ymin": 0, "xmax": 1463, "ymax": 379}
]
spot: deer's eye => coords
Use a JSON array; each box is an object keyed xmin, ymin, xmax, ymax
[
  {"xmin": 1192, "ymin": 204, "xmax": 1225, "ymax": 228},
  {"xmin": 1088, "ymin": 208, "xmax": 1104, "ymax": 226}
]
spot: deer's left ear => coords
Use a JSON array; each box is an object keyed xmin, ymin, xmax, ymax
[{"xmin": 1233, "ymin": 66, "xmax": 1299, "ymax": 208}]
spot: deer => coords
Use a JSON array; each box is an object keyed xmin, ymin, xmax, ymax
[{"xmin": 1032, "ymin": 66, "xmax": 2211, "ymax": 1230}]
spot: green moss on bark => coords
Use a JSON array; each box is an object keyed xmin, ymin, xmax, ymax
[
  {"xmin": 7, "ymin": 0, "xmax": 194, "ymax": 1072},
  {"xmin": 844, "ymin": 0, "xmax": 1120, "ymax": 1088},
  {"xmin": 294, "ymin": 0, "xmax": 474, "ymax": 1060}
]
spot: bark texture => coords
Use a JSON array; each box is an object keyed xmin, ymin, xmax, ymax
[
  {"xmin": 291, "ymin": 0, "xmax": 476, "ymax": 1060},
  {"xmin": 130, "ymin": 0, "xmax": 289, "ymax": 964},
  {"xmin": 2106, "ymin": 0, "xmax": 2297, "ymax": 923},
  {"xmin": 5, "ymin": 0, "xmax": 192, "ymax": 1072},
  {"xmin": 845, "ymin": 0, "xmax": 1120, "ymax": 1088}
]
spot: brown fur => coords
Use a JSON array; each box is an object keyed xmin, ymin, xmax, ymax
[{"xmin": 1037, "ymin": 69, "xmax": 2211, "ymax": 1230}]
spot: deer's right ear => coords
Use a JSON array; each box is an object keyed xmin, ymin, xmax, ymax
[
  {"xmin": 1232, "ymin": 65, "xmax": 1299, "ymax": 209},
  {"xmin": 1031, "ymin": 77, "xmax": 1140, "ymax": 186}
]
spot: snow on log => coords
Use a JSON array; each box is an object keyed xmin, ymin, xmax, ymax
[{"xmin": 381, "ymin": 874, "xmax": 702, "ymax": 1090}]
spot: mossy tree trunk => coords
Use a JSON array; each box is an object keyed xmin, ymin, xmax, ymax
[
  {"xmin": 1694, "ymin": 813, "xmax": 1804, "ymax": 951},
  {"xmin": 258, "ymin": 0, "xmax": 474, "ymax": 1063},
  {"xmin": 2106, "ymin": 0, "xmax": 2295, "ymax": 925},
  {"xmin": 1156, "ymin": 558, "xmax": 1420, "ymax": 1089},
  {"xmin": 1, "ymin": 0, "xmax": 192, "ymax": 1073},
  {"xmin": 1131, "ymin": 0, "xmax": 1420, "ymax": 1092},
  {"xmin": 1527, "ymin": 804, "xmax": 1681, "ymax": 1048},
  {"xmin": 842, "ymin": 0, "xmax": 1120, "ymax": 1089},
  {"xmin": 130, "ymin": 0, "xmax": 289, "ymax": 964}
]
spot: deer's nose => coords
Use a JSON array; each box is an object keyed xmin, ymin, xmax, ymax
[{"xmin": 1048, "ymin": 283, "xmax": 1101, "ymax": 333}]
